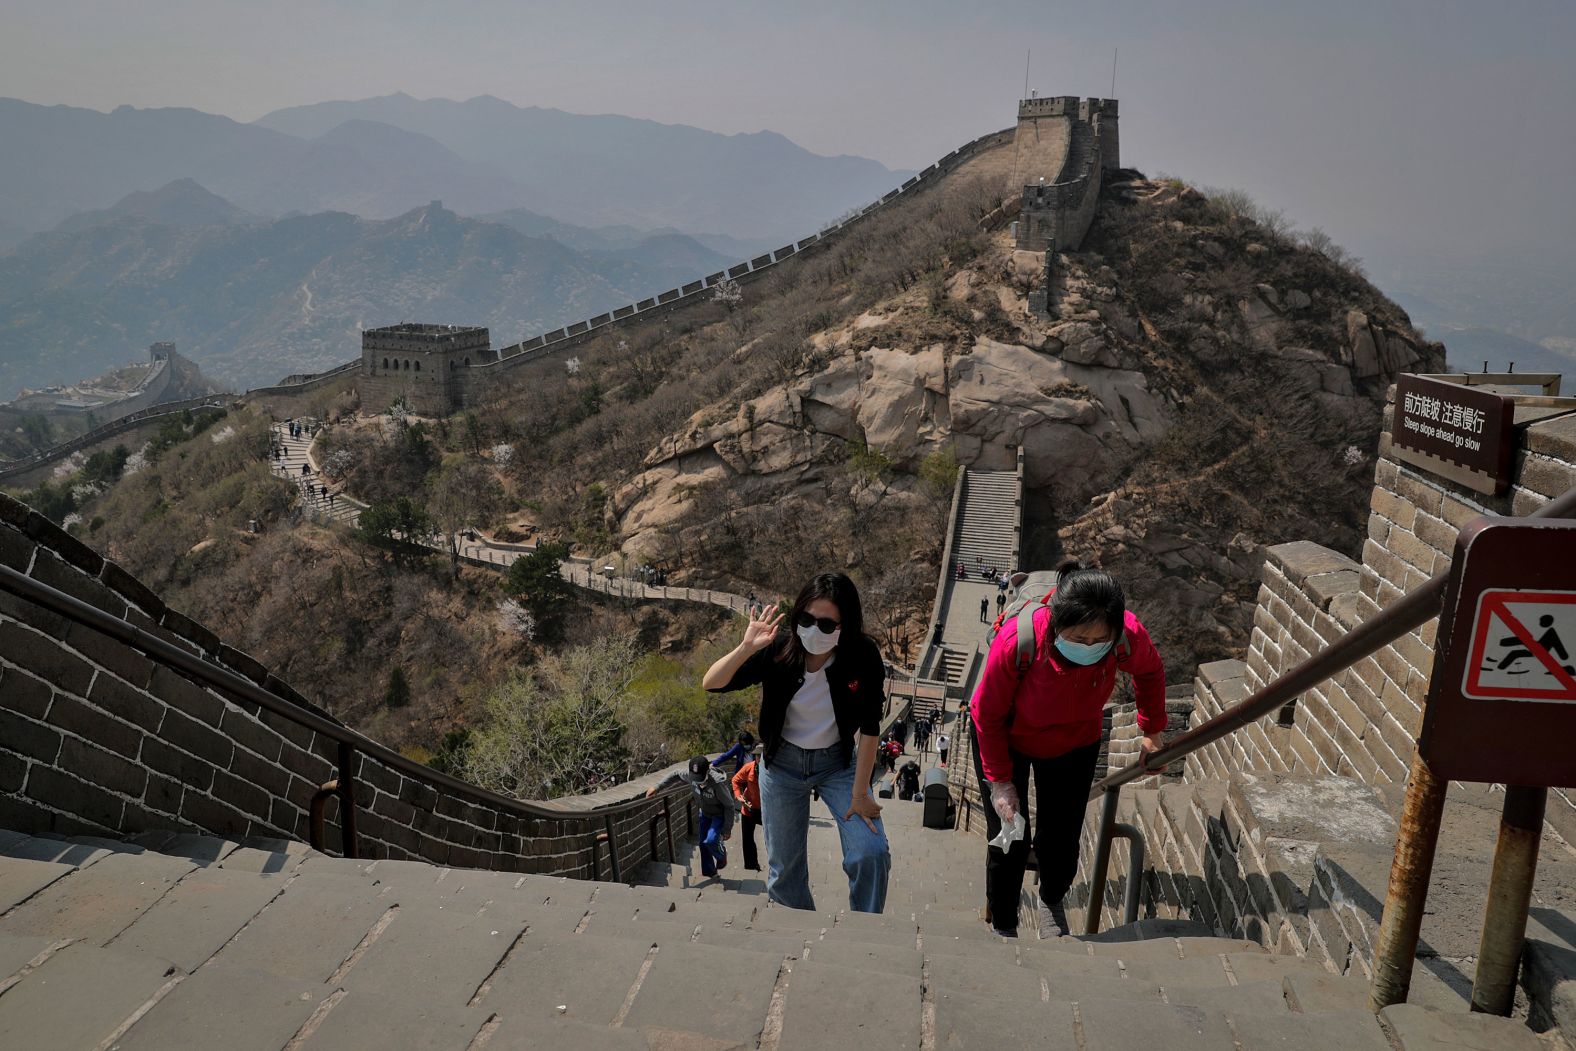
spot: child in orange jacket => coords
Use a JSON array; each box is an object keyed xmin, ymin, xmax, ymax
[{"xmin": 732, "ymin": 754, "xmax": 763, "ymax": 872}]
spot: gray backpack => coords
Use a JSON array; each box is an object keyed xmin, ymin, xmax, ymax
[{"xmin": 995, "ymin": 570, "xmax": 1130, "ymax": 674}]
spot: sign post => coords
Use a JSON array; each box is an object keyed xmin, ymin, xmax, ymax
[
  {"xmin": 1370, "ymin": 516, "xmax": 1576, "ymax": 1014},
  {"xmin": 1391, "ymin": 375, "xmax": 1516, "ymax": 496}
]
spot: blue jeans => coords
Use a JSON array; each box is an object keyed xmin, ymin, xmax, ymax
[
  {"xmin": 759, "ymin": 741, "xmax": 890, "ymax": 913},
  {"xmin": 697, "ymin": 812, "xmax": 728, "ymax": 877}
]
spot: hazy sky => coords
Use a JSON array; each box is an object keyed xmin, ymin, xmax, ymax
[{"xmin": 4, "ymin": 0, "xmax": 1574, "ymax": 274}]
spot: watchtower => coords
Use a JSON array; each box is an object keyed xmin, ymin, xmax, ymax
[
  {"xmin": 360, "ymin": 323, "xmax": 492, "ymax": 417},
  {"xmin": 1011, "ymin": 95, "xmax": 1119, "ymax": 253}
]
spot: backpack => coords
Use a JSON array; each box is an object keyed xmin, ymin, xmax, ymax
[{"xmin": 992, "ymin": 570, "xmax": 1130, "ymax": 675}]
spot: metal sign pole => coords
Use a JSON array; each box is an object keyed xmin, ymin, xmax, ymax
[
  {"xmin": 1369, "ymin": 750, "xmax": 1449, "ymax": 1012},
  {"xmin": 1470, "ymin": 784, "xmax": 1547, "ymax": 1015}
]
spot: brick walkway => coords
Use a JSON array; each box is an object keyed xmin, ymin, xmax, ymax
[{"xmin": 0, "ymin": 789, "xmax": 1545, "ymax": 1049}]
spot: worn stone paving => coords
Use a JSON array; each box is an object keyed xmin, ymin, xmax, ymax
[{"xmin": 0, "ymin": 788, "xmax": 1559, "ymax": 1049}]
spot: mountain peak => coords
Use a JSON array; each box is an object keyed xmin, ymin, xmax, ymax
[{"xmin": 52, "ymin": 178, "xmax": 256, "ymax": 234}]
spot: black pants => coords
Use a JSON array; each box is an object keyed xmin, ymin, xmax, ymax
[
  {"xmin": 741, "ymin": 810, "xmax": 761, "ymax": 870},
  {"xmin": 970, "ymin": 729, "xmax": 1100, "ymax": 932}
]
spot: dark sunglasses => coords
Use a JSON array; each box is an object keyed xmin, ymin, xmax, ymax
[{"xmin": 794, "ymin": 611, "xmax": 841, "ymax": 634}]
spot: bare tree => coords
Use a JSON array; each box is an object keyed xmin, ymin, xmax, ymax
[{"xmin": 426, "ymin": 460, "xmax": 504, "ymax": 578}]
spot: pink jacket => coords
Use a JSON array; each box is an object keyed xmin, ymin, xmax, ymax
[{"xmin": 970, "ymin": 604, "xmax": 1167, "ymax": 782}]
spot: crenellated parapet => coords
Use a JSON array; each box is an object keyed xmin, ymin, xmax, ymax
[{"xmin": 1013, "ymin": 95, "xmax": 1119, "ymax": 253}]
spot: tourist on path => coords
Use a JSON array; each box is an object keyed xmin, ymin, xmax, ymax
[
  {"xmin": 881, "ymin": 735, "xmax": 902, "ymax": 776},
  {"xmin": 970, "ymin": 562, "xmax": 1167, "ymax": 939},
  {"xmin": 703, "ymin": 571, "xmax": 890, "ymax": 913},
  {"xmin": 647, "ymin": 755, "xmax": 735, "ymax": 878},
  {"xmin": 731, "ymin": 751, "xmax": 764, "ymax": 871},
  {"xmin": 712, "ymin": 730, "xmax": 756, "ymax": 775},
  {"xmin": 979, "ymin": 597, "xmax": 989, "ymax": 623},
  {"xmin": 936, "ymin": 732, "xmax": 949, "ymax": 767}
]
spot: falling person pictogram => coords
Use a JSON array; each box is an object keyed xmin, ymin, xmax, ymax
[{"xmin": 1486, "ymin": 614, "xmax": 1574, "ymax": 676}]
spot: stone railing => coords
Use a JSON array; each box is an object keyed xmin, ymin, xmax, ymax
[
  {"xmin": 248, "ymin": 127, "xmax": 1018, "ymax": 397},
  {"xmin": 243, "ymin": 360, "xmax": 361, "ymax": 397},
  {"xmin": 0, "ymin": 490, "xmax": 700, "ymax": 880},
  {"xmin": 0, "ymin": 395, "xmax": 232, "ymax": 484}
]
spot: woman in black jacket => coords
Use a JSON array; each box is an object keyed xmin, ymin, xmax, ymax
[{"xmin": 704, "ymin": 572, "xmax": 890, "ymax": 912}]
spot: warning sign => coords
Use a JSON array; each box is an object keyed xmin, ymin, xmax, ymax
[
  {"xmin": 1463, "ymin": 591, "xmax": 1576, "ymax": 701},
  {"xmin": 1420, "ymin": 516, "xmax": 1576, "ymax": 787}
]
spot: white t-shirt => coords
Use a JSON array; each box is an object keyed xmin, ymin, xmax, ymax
[{"xmin": 782, "ymin": 655, "xmax": 840, "ymax": 749}]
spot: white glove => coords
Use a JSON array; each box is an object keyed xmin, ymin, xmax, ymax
[{"xmin": 988, "ymin": 781, "xmax": 1020, "ymax": 823}]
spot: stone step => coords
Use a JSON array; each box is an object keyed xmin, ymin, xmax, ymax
[
  {"xmin": 777, "ymin": 958, "xmax": 920, "ymax": 1050},
  {"xmin": 619, "ymin": 940, "xmax": 783, "ymax": 1045},
  {"xmin": 209, "ymin": 874, "xmax": 395, "ymax": 981},
  {"xmin": 295, "ymin": 985, "xmax": 490, "ymax": 1049},
  {"xmin": 2, "ymin": 849, "xmax": 197, "ymax": 945},
  {"xmin": 110, "ymin": 963, "xmax": 333, "ymax": 1051},
  {"xmin": 103, "ymin": 867, "xmax": 289, "ymax": 973},
  {"xmin": 0, "ymin": 942, "xmax": 181, "ymax": 1051}
]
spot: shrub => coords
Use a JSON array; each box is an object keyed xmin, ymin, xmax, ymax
[{"xmin": 384, "ymin": 666, "xmax": 411, "ymax": 709}]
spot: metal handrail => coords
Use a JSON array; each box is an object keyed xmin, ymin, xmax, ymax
[
  {"xmin": 1079, "ymin": 484, "xmax": 1576, "ymax": 933},
  {"xmin": 0, "ymin": 561, "xmax": 691, "ymax": 862}
]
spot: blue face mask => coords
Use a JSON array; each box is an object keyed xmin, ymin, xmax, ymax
[{"xmin": 1054, "ymin": 634, "xmax": 1114, "ymax": 666}]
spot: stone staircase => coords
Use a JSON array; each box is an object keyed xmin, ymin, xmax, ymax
[
  {"xmin": 1, "ymin": 789, "xmax": 1558, "ymax": 1048},
  {"xmin": 951, "ymin": 469, "xmax": 1018, "ymax": 573},
  {"xmin": 1069, "ymin": 768, "xmax": 1576, "ymax": 1028},
  {"xmin": 270, "ymin": 426, "xmax": 360, "ymax": 526}
]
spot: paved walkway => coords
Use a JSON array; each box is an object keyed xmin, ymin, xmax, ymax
[
  {"xmin": 0, "ymin": 802, "xmax": 1541, "ymax": 1049},
  {"xmin": 268, "ymin": 422, "xmax": 769, "ymax": 614},
  {"xmin": 925, "ymin": 467, "xmax": 1022, "ymax": 692}
]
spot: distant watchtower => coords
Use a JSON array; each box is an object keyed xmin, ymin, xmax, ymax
[
  {"xmin": 360, "ymin": 324, "xmax": 493, "ymax": 417},
  {"xmin": 1011, "ymin": 95, "xmax": 1120, "ymax": 254}
]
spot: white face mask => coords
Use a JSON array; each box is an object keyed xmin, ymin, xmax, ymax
[{"xmin": 797, "ymin": 623, "xmax": 841, "ymax": 655}]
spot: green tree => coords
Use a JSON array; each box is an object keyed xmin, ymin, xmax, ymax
[
  {"xmin": 384, "ymin": 666, "xmax": 411, "ymax": 709},
  {"xmin": 504, "ymin": 542, "xmax": 574, "ymax": 643},
  {"xmin": 919, "ymin": 443, "xmax": 960, "ymax": 535},
  {"xmin": 357, "ymin": 496, "xmax": 431, "ymax": 566},
  {"xmin": 846, "ymin": 438, "xmax": 894, "ymax": 487},
  {"xmin": 463, "ymin": 412, "xmax": 484, "ymax": 456},
  {"xmin": 426, "ymin": 459, "xmax": 505, "ymax": 578},
  {"xmin": 462, "ymin": 635, "xmax": 638, "ymax": 798}
]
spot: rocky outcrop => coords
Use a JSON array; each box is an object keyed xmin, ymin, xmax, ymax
[
  {"xmin": 605, "ymin": 173, "xmax": 1444, "ymax": 675},
  {"xmin": 613, "ymin": 329, "xmax": 1172, "ymax": 555}
]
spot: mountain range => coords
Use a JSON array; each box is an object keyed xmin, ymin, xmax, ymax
[
  {"xmin": 0, "ymin": 188, "xmax": 736, "ymax": 396},
  {"xmin": 0, "ymin": 94, "xmax": 909, "ymax": 246}
]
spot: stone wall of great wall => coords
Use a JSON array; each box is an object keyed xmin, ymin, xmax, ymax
[
  {"xmin": 0, "ymin": 490, "xmax": 696, "ymax": 879},
  {"xmin": 928, "ymin": 383, "xmax": 1576, "ymax": 1008},
  {"xmin": 252, "ymin": 96, "xmax": 1121, "ymax": 420},
  {"xmin": 1065, "ymin": 386, "xmax": 1576, "ymax": 994},
  {"xmin": 1013, "ymin": 97, "xmax": 1117, "ymax": 255},
  {"xmin": 0, "ymin": 395, "xmax": 231, "ymax": 486}
]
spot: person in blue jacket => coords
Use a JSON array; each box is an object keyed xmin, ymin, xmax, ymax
[
  {"xmin": 712, "ymin": 730, "xmax": 756, "ymax": 775},
  {"xmin": 647, "ymin": 755, "xmax": 735, "ymax": 878}
]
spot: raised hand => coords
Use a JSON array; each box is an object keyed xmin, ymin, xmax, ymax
[{"xmin": 742, "ymin": 608, "xmax": 783, "ymax": 652}]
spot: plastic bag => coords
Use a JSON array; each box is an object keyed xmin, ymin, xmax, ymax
[{"xmin": 988, "ymin": 811, "xmax": 1026, "ymax": 850}]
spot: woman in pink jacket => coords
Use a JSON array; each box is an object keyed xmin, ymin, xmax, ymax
[{"xmin": 969, "ymin": 562, "xmax": 1167, "ymax": 938}]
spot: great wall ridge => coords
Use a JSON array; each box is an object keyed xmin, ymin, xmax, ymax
[
  {"xmin": 0, "ymin": 95, "xmax": 1118, "ymax": 480},
  {"xmin": 3, "ymin": 94, "xmax": 1574, "ymax": 1044},
  {"xmin": 2, "ymin": 380, "xmax": 1575, "ymax": 1047}
]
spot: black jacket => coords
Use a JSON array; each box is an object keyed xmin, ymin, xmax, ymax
[{"xmin": 708, "ymin": 635, "xmax": 886, "ymax": 769}]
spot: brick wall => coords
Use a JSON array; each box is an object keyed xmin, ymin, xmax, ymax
[
  {"xmin": 0, "ymin": 491, "xmax": 694, "ymax": 878},
  {"xmin": 1185, "ymin": 391, "xmax": 1576, "ymax": 831}
]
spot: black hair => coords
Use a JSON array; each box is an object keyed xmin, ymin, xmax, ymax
[
  {"xmin": 774, "ymin": 571, "xmax": 867, "ymax": 663},
  {"xmin": 1050, "ymin": 560, "xmax": 1125, "ymax": 636},
  {"xmin": 737, "ymin": 730, "xmax": 755, "ymax": 747}
]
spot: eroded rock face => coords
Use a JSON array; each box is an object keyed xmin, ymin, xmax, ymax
[
  {"xmin": 613, "ymin": 328, "xmax": 1176, "ymax": 556},
  {"xmin": 1345, "ymin": 309, "xmax": 1425, "ymax": 378},
  {"xmin": 609, "ymin": 175, "xmax": 1444, "ymax": 683}
]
